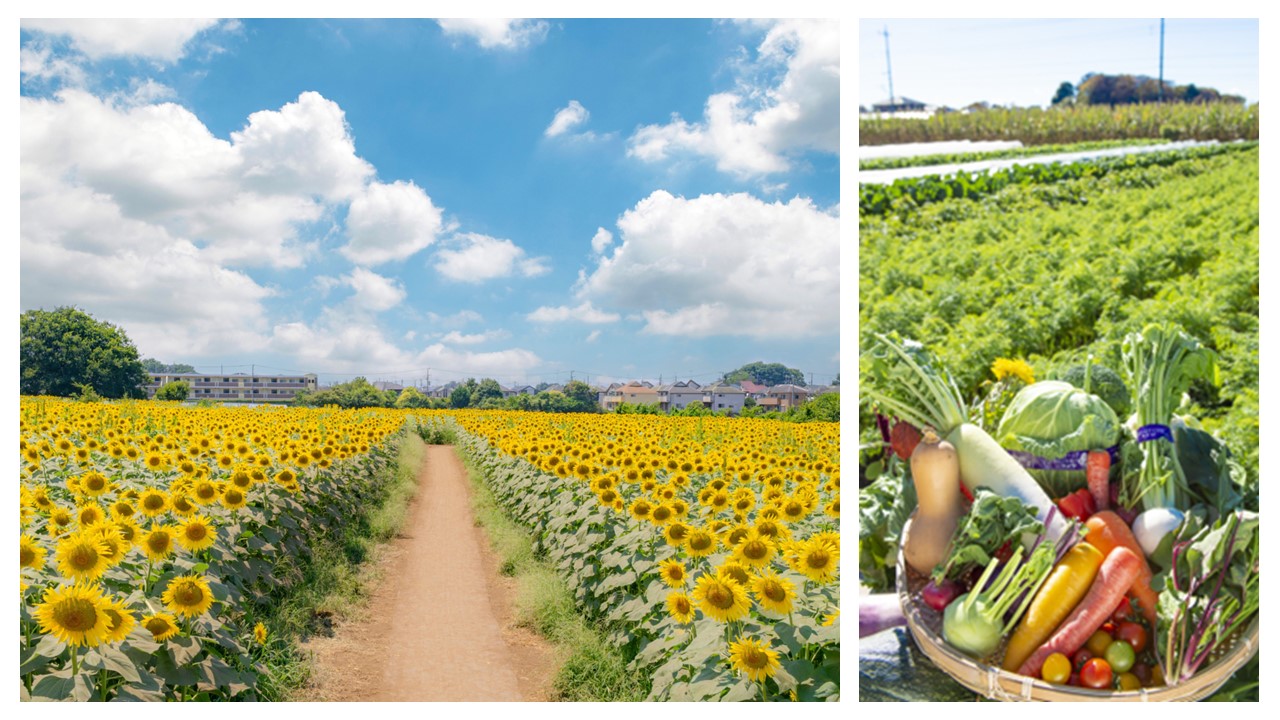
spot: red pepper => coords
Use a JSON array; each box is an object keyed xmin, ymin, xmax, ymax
[{"xmin": 1056, "ymin": 488, "xmax": 1096, "ymax": 521}]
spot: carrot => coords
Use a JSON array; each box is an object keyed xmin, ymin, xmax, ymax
[
  {"xmin": 1084, "ymin": 511, "xmax": 1159, "ymax": 628},
  {"xmin": 1001, "ymin": 542, "xmax": 1105, "ymax": 673},
  {"xmin": 1086, "ymin": 449, "xmax": 1110, "ymax": 512},
  {"xmin": 1016, "ymin": 546, "xmax": 1143, "ymax": 678}
]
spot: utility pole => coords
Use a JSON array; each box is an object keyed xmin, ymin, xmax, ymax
[
  {"xmin": 1158, "ymin": 18, "xmax": 1165, "ymax": 102},
  {"xmin": 882, "ymin": 25, "xmax": 895, "ymax": 103}
]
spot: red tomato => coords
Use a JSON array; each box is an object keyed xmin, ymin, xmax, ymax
[
  {"xmin": 1110, "ymin": 597, "xmax": 1132, "ymax": 622},
  {"xmin": 1072, "ymin": 648, "xmax": 1095, "ymax": 671},
  {"xmin": 1115, "ymin": 621, "xmax": 1149, "ymax": 654},
  {"xmin": 1056, "ymin": 489, "xmax": 1096, "ymax": 521},
  {"xmin": 1079, "ymin": 658, "xmax": 1114, "ymax": 689}
]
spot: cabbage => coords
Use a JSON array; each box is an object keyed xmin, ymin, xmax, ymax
[{"xmin": 995, "ymin": 380, "xmax": 1121, "ymax": 498}]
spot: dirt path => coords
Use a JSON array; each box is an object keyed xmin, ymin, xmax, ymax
[{"xmin": 299, "ymin": 444, "xmax": 559, "ymax": 701}]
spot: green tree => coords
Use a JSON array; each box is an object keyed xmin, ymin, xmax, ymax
[
  {"xmin": 394, "ymin": 386, "xmax": 429, "ymax": 409},
  {"xmin": 21, "ymin": 307, "xmax": 149, "ymax": 398},
  {"xmin": 562, "ymin": 379, "xmax": 599, "ymax": 412},
  {"xmin": 450, "ymin": 380, "xmax": 475, "ymax": 409},
  {"xmin": 724, "ymin": 361, "xmax": 806, "ymax": 387},
  {"xmin": 292, "ymin": 377, "xmax": 389, "ymax": 408},
  {"xmin": 142, "ymin": 358, "xmax": 196, "ymax": 374},
  {"xmin": 1051, "ymin": 81, "xmax": 1075, "ymax": 105},
  {"xmin": 473, "ymin": 378, "xmax": 504, "ymax": 406},
  {"xmin": 155, "ymin": 380, "xmax": 191, "ymax": 401}
]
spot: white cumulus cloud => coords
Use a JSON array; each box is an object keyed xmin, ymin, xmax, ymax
[
  {"xmin": 590, "ymin": 227, "xmax": 613, "ymax": 255},
  {"xmin": 343, "ymin": 268, "xmax": 407, "ymax": 312},
  {"xmin": 21, "ymin": 18, "xmax": 225, "ymax": 63},
  {"xmin": 434, "ymin": 233, "xmax": 550, "ymax": 283},
  {"xmin": 577, "ymin": 190, "xmax": 838, "ymax": 338},
  {"xmin": 526, "ymin": 302, "xmax": 620, "ymax": 324},
  {"xmin": 545, "ymin": 100, "xmax": 589, "ymax": 137},
  {"xmin": 436, "ymin": 19, "xmax": 549, "ymax": 50},
  {"xmin": 627, "ymin": 19, "xmax": 838, "ymax": 178},
  {"xmin": 343, "ymin": 180, "xmax": 445, "ymax": 265}
]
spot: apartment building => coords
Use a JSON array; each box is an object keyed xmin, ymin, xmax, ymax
[{"xmin": 144, "ymin": 372, "xmax": 318, "ymax": 402}]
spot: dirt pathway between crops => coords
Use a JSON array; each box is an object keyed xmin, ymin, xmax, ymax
[{"xmin": 298, "ymin": 444, "xmax": 560, "ymax": 701}]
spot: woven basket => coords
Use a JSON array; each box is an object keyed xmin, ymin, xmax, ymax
[{"xmin": 895, "ymin": 519, "xmax": 1259, "ymax": 701}]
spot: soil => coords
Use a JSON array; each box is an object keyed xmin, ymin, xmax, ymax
[{"xmin": 297, "ymin": 444, "xmax": 560, "ymax": 701}]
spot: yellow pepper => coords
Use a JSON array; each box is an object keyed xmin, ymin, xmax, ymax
[{"xmin": 1001, "ymin": 542, "xmax": 1105, "ymax": 674}]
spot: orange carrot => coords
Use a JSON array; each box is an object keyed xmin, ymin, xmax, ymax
[
  {"xmin": 1084, "ymin": 511, "xmax": 1159, "ymax": 628},
  {"xmin": 1016, "ymin": 545, "xmax": 1143, "ymax": 678},
  {"xmin": 1087, "ymin": 449, "xmax": 1110, "ymax": 512}
]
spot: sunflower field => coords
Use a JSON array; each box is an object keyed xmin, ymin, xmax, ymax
[
  {"xmin": 18, "ymin": 398, "xmax": 413, "ymax": 701},
  {"xmin": 440, "ymin": 410, "xmax": 841, "ymax": 701}
]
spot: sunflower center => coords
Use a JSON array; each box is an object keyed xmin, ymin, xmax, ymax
[
  {"xmin": 673, "ymin": 597, "xmax": 691, "ymax": 613},
  {"xmin": 85, "ymin": 476, "xmax": 106, "ymax": 491},
  {"xmin": 741, "ymin": 647, "xmax": 766, "ymax": 668},
  {"xmin": 689, "ymin": 533, "xmax": 713, "ymax": 552},
  {"xmin": 68, "ymin": 544, "xmax": 98, "ymax": 570},
  {"xmin": 705, "ymin": 583, "xmax": 735, "ymax": 609},
  {"xmin": 144, "ymin": 617, "xmax": 171, "ymax": 634},
  {"xmin": 20, "ymin": 546, "xmax": 36, "ymax": 565},
  {"xmin": 742, "ymin": 540, "xmax": 769, "ymax": 560},
  {"xmin": 53, "ymin": 598, "xmax": 98, "ymax": 632},
  {"xmin": 174, "ymin": 583, "xmax": 205, "ymax": 606},
  {"xmin": 102, "ymin": 608, "xmax": 123, "ymax": 631},
  {"xmin": 652, "ymin": 506, "xmax": 671, "ymax": 522},
  {"xmin": 668, "ymin": 524, "xmax": 688, "ymax": 541},
  {"xmin": 806, "ymin": 549, "xmax": 830, "ymax": 569},
  {"xmin": 186, "ymin": 525, "xmax": 207, "ymax": 542},
  {"xmin": 762, "ymin": 580, "xmax": 786, "ymax": 602},
  {"xmin": 148, "ymin": 533, "xmax": 171, "ymax": 553},
  {"xmin": 144, "ymin": 496, "xmax": 165, "ymax": 511}
]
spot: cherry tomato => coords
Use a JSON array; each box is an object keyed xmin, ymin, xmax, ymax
[
  {"xmin": 1085, "ymin": 629, "xmax": 1113, "ymax": 657},
  {"xmin": 1072, "ymin": 648, "xmax": 1095, "ymax": 671},
  {"xmin": 1105, "ymin": 639, "xmax": 1136, "ymax": 673},
  {"xmin": 1115, "ymin": 620, "xmax": 1148, "ymax": 653},
  {"xmin": 1056, "ymin": 488, "xmax": 1096, "ymax": 521},
  {"xmin": 1110, "ymin": 597, "xmax": 1132, "ymax": 622},
  {"xmin": 1079, "ymin": 657, "xmax": 1114, "ymax": 690},
  {"xmin": 1131, "ymin": 662, "xmax": 1152, "ymax": 686},
  {"xmin": 1068, "ymin": 671, "xmax": 1081, "ymax": 687},
  {"xmin": 1150, "ymin": 664, "xmax": 1166, "ymax": 687},
  {"xmin": 1040, "ymin": 652, "xmax": 1071, "ymax": 684},
  {"xmin": 1117, "ymin": 672, "xmax": 1142, "ymax": 691}
]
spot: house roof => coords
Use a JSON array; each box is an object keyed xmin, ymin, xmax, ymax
[
  {"xmin": 739, "ymin": 381, "xmax": 768, "ymax": 394},
  {"xmin": 767, "ymin": 384, "xmax": 809, "ymax": 394}
]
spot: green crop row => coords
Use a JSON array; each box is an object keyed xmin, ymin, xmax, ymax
[
  {"xmin": 859, "ymin": 147, "xmax": 1259, "ymax": 480},
  {"xmin": 859, "ymin": 102, "xmax": 1259, "ymax": 147},
  {"xmin": 859, "ymin": 141, "xmax": 1257, "ymax": 218}
]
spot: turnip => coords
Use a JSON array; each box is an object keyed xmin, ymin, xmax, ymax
[{"xmin": 941, "ymin": 543, "xmax": 1056, "ymax": 658}]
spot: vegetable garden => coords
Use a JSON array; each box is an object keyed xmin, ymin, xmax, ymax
[{"xmin": 858, "ymin": 127, "xmax": 1259, "ymax": 700}]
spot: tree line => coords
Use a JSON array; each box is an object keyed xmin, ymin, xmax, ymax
[{"xmin": 1052, "ymin": 72, "xmax": 1246, "ymax": 107}]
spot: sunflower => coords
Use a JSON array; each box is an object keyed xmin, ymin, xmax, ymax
[
  {"xmin": 662, "ymin": 521, "xmax": 691, "ymax": 547},
  {"xmin": 229, "ymin": 469, "xmax": 253, "ymax": 489},
  {"xmin": 684, "ymin": 526, "xmax": 718, "ymax": 558},
  {"xmin": 140, "ymin": 525, "xmax": 176, "ymax": 561},
  {"xmin": 727, "ymin": 636, "xmax": 781, "ymax": 682},
  {"xmin": 732, "ymin": 529, "xmax": 777, "ymax": 569},
  {"xmin": 79, "ymin": 471, "xmax": 112, "ymax": 497},
  {"xmin": 109, "ymin": 499, "xmax": 136, "ymax": 520},
  {"xmin": 162, "ymin": 574, "xmax": 215, "ymax": 617},
  {"xmin": 220, "ymin": 485, "xmax": 248, "ymax": 511},
  {"xmin": 794, "ymin": 537, "xmax": 839, "ymax": 584},
  {"xmin": 33, "ymin": 582, "xmax": 110, "ymax": 647},
  {"xmin": 99, "ymin": 596, "xmax": 136, "ymax": 644},
  {"xmin": 177, "ymin": 515, "xmax": 216, "ymax": 552},
  {"xmin": 716, "ymin": 559, "xmax": 752, "ymax": 587},
  {"xmin": 191, "ymin": 479, "xmax": 220, "ymax": 505},
  {"xmin": 76, "ymin": 503, "xmax": 106, "ymax": 528},
  {"xmin": 274, "ymin": 468, "xmax": 296, "ymax": 486},
  {"xmin": 170, "ymin": 493, "xmax": 197, "ymax": 517},
  {"xmin": 657, "ymin": 559, "xmax": 688, "ymax": 588},
  {"xmin": 138, "ymin": 489, "xmax": 169, "ymax": 517},
  {"xmin": 666, "ymin": 591, "xmax": 696, "ymax": 624},
  {"xmin": 691, "ymin": 574, "xmax": 751, "ymax": 623},
  {"xmin": 20, "ymin": 534, "xmax": 46, "ymax": 570},
  {"xmin": 90, "ymin": 525, "xmax": 129, "ymax": 567},
  {"xmin": 141, "ymin": 612, "xmax": 181, "ymax": 641},
  {"xmin": 55, "ymin": 532, "xmax": 109, "ymax": 582},
  {"xmin": 48, "ymin": 506, "xmax": 75, "ymax": 535},
  {"xmin": 749, "ymin": 570, "xmax": 796, "ymax": 615},
  {"xmin": 253, "ymin": 622, "xmax": 268, "ymax": 645},
  {"xmin": 628, "ymin": 498, "xmax": 654, "ymax": 522}
]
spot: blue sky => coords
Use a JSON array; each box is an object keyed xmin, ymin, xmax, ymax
[
  {"xmin": 19, "ymin": 18, "xmax": 841, "ymax": 388},
  {"xmin": 860, "ymin": 18, "xmax": 1259, "ymax": 109}
]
